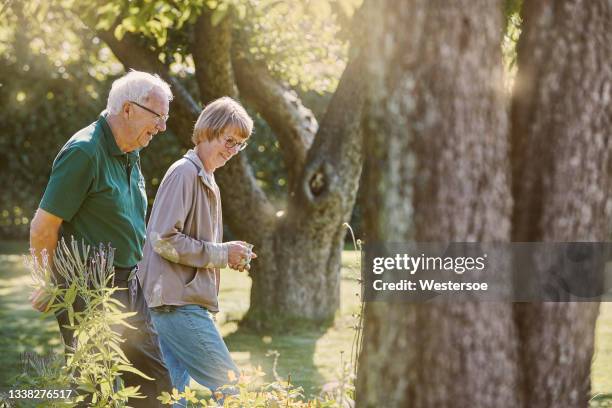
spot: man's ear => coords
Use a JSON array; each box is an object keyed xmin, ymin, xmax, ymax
[{"xmin": 122, "ymin": 101, "xmax": 132, "ymax": 119}]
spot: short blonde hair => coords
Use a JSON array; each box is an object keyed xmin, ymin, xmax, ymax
[{"xmin": 192, "ymin": 97, "xmax": 253, "ymax": 145}]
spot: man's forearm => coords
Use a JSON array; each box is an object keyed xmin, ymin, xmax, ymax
[
  {"xmin": 29, "ymin": 210, "xmax": 61, "ymax": 267},
  {"xmin": 28, "ymin": 209, "xmax": 63, "ymax": 310},
  {"xmin": 30, "ymin": 228, "xmax": 59, "ymax": 266}
]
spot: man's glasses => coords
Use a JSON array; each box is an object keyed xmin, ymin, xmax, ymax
[
  {"xmin": 130, "ymin": 100, "xmax": 169, "ymax": 123},
  {"xmin": 224, "ymin": 136, "xmax": 248, "ymax": 151}
]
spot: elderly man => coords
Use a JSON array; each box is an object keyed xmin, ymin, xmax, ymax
[
  {"xmin": 138, "ymin": 96, "xmax": 255, "ymax": 405},
  {"xmin": 29, "ymin": 70, "xmax": 173, "ymax": 407}
]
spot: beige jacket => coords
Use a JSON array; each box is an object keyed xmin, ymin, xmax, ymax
[{"xmin": 137, "ymin": 149, "xmax": 228, "ymax": 312}]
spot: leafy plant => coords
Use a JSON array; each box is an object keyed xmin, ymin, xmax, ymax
[
  {"xmin": 23, "ymin": 238, "xmax": 150, "ymax": 407},
  {"xmin": 318, "ymin": 351, "xmax": 355, "ymax": 408},
  {"xmin": 157, "ymin": 363, "xmax": 355, "ymax": 407}
]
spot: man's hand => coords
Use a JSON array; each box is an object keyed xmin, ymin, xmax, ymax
[
  {"xmin": 227, "ymin": 241, "xmax": 257, "ymax": 272},
  {"xmin": 29, "ymin": 288, "xmax": 52, "ymax": 312}
]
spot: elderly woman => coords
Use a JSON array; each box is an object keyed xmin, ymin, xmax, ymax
[{"xmin": 137, "ymin": 96, "xmax": 255, "ymax": 401}]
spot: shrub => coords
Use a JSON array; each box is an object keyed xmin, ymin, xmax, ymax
[{"xmin": 23, "ymin": 238, "xmax": 150, "ymax": 407}]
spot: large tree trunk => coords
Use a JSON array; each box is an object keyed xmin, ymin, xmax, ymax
[
  {"xmin": 510, "ymin": 1, "xmax": 612, "ymax": 406},
  {"xmin": 244, "ymin": 54, "xmax": 365, "ymax": 326},
  {"xmin": 356, "ymin": 1, "xmax": 519, "ymax": 407}
]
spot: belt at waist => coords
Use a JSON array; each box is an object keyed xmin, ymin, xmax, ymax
[{"xmin": 114, "ymin": 266, "xmax": 138, "ymax": 282}]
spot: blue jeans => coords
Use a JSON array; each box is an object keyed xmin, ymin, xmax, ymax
[{"xmin": 150, "ymin": 305, "xmax": 239, "ymax": 405}]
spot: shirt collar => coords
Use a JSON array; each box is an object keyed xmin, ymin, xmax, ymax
[
  {"xmin": 184, "ymin": 149, "xmax": 216, "ymax": 190},
  {"xmin": 99, "ymin": 111, "xmax": 139, "ymax": 161}
]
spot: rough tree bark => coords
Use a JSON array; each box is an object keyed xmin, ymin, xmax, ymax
[
  {"xmin": 246, "ymin": 53, "xmax": 365, "ymax": 325},
  {"xmin": 356, "ymin": 1, "xmax": 519, "ymax": 406},
  {"xmin": 233, "ymin": 55, "xmax": 317, "ymax": 190},
  {"xmin": 94, "ymin": 5, "xmax": 365, "ymax": 326},
  {"xmin": 511, "ymin": 1, "xmax": 612, "ymax": 406}
]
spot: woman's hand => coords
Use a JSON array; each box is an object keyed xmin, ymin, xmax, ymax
[{"xmin": 226, "ymin": 241, "xmax": 257, "ymax": 272}]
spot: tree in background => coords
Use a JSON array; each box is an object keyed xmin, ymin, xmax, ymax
[
  {"xmin": 510, "ymin": 0, "xmax": 611, "ymax": 405},
  {"xmin": 0, "ymin": 0, "xmax": 184, "ymax": 239},
  {"xmin": 356, "ymin": 0, "xmax": 611, "ymax": 406},
  {"xmin": 0, "ymin": 0, "xmax": 364, "ymax": 328}
]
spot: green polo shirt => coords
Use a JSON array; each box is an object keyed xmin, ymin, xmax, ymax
[{"xmin": 40, "ymin": 113, "xmax": 147, "ymax": 268}]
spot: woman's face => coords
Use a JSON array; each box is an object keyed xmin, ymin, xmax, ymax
[{"xmin": 199, "ymin": 129, "xmax": 248, "ymax": 172}]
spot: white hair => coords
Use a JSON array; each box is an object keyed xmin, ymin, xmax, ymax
[{"xmin": 106, "ymin": 70, "xmax": 173, "ymax": 115}]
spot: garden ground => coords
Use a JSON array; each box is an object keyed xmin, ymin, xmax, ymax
[{"xmin": 0, "ymin": 242, "xmax": 610, "ymax": 402}]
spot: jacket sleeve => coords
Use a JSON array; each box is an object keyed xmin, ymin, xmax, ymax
[{"xmin": 146, "ymin": 165, "xmax": 228, "ymax": 269}]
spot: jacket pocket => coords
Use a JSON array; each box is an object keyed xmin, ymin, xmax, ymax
[
  {"xmin": 184, "ymin": 268, "xmax": 199, "ymax": 287},
  {"xmin": 182, "ymin": 268, "xmax": 218, "ymax": 307}
]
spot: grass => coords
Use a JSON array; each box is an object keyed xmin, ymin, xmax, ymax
[
  {"xmin": 0, "ymin": 245, "xmax": 610, "ymax": 402},
  {"xmin": 594, "ymin": 303, "xmax": 612, "ymax": 398}
]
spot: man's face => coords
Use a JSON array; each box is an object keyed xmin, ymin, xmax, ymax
[
  {"xmin": 207, "ymin": 129, "xmax": 248, "ymax": 170},
  {"xmin": 125, "ymin": 88, "xmax": 169, "ymax": 150}
]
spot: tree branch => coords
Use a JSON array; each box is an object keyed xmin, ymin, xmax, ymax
[
  {"xmin": 293, "ymin": 52, "xmax": 366, "ymax": 218},
  {"xmin": 192, "ymin": 7, "xmax": 238, "ymax": 102},
  {"xmin": 190, "ymin": 8, "xmax": 275, "ymax": 239},
  {"xmin": 233, "ymin": 55, "xmax": 317, "ymax": 189}
]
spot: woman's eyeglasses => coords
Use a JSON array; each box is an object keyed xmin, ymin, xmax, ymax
[{"xmin": 223, "ymin": 136, "xmax": 248, "ymax": 151}]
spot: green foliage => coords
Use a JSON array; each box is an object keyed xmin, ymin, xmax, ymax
[
  {"xmin": 73, "ymin": 0, "xmax": 356, "ymax": 92},
  {"xmin": 0, "ymin": 0, "xmax": 116, "ymax": 239},
  {"xmin": 0, "ymin": 63, "xmax": 107, "ymax": 239},
  {"xmin": 0, "ymin": 5, "xmax": 187, "ymax": 239},
  {"xmin": 157, "ymin": 364, "xmax": 355, "ymax": 407},
  {"xmin": 233, "ymin": 0, "xmax": 356, "ymax": 92},
  {"xmin": 23, "ymin": 238, "xmax": 149, "ymax": 406}
]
